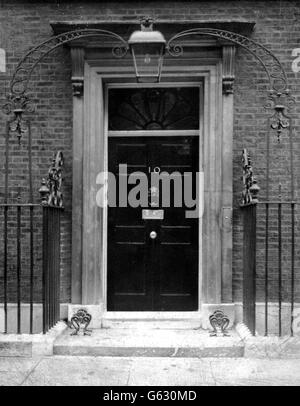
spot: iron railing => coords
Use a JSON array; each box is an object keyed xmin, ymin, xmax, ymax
[
  {"xmin": 0, "ymin": 203, "xmax": 62, "ymax": 334},
  {"xmin": 42, "ymin": 205, "xmax": 62, "ymax": 334},
  {"xmin": 241, "ymin": 201, "xmax": 299, "ymax": 336}
]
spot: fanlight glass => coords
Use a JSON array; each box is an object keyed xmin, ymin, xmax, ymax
[{"xmin": 108, "ymin": 87, "xmax": 200, "ymax": 131}]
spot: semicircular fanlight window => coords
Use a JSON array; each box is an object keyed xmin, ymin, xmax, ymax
[{"xmin": 108, "ymin": 87, "xmax": 200, "ymax": 131}]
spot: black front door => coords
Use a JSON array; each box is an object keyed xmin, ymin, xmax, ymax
[{"xmin": 107, "ymin": 136, "xmax": 199, "ymax": 311}]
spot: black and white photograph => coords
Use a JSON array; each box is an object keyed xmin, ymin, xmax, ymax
[{"xmin": 0, "ymin": 0, "xmax": 300, "ymax": 389}]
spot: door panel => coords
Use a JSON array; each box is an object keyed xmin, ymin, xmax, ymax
[{"xmin": 108, "ymin": 136, "xmax": 199, "ymax": 311}]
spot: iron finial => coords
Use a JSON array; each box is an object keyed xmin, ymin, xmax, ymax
[{"xmin": 39, "ymin": 178, "xmax": 50, "ymax": 205}]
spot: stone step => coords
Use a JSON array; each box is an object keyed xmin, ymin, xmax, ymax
[
  {"xmin": 53, "ymin": 328, "xmax": 244, "ymax": 358},
  {"xmin": 101, "ymin": 319, "xmax": 202, "ymax": 330}
]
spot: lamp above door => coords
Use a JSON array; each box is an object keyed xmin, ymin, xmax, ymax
[{"xmin": 128, "ymin": 18, "xmax": 166, "ymax": 83}]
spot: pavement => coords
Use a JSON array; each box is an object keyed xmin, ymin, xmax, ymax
[{"xmin": 1, "ymin": 356, "xmax": 300, "ymax": 386}]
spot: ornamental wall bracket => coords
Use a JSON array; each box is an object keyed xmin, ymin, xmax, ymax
[
  {"xmin": 39, "ymin": 151, "xmax": 64, "ymax": 207},
  {"xmin": 209, "ymin": 310, "xmax": 230, "ymax": 337},
  {"xmin": 222, "ymin": 45, "xmax": 236, "ymax": 95},
  {"xmin": 71, "ymin": 47, "xmax": 84, "ymax": 97},
  {"xmin": 72, "ymin": 80, "xmax": 84, "ymax": 97},
  {"xmin": 241, "ymin": 148, "xmax": 260, "ymax": 206}
]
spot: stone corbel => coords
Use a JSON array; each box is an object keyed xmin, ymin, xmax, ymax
[
  {"xmin": 71, "ymin": 47, "xmax": 85, "ymax": 97},
  {"xmin": 222, "ymin": 45, "xmax": 236, "ymax": 95}
]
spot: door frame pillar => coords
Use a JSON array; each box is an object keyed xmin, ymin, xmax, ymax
[{"xmin": 70, "ymin": 49, "xmax": 235, "ymax": 325}]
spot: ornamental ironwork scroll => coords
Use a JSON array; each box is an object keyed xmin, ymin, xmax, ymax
[
  {"xmin": 2, "ymin": 25, "xmax": 295, "ymax": 142},
  {"xmin": 166, "ymin": 27, "xmax": 295, "ymax": 143},
  {"xmin": 69, "ymin": 308, "xmax": 92, "ymax": 336},
  {"xmin": 2, "ymin": 28, "xmax": 129, "ymax": 143},
  {"xmin": 9, "ymin": 28, "xmax": 128, "ymax": 97},
  {"xmin": 39, "ymin": 151, "xmax": 64, "ymax": 207},
  {"xmin": 1, "ymin": 29, "xmax": 128, "ymax": 205},
  {"xmin": 167, "ymin": 28, "xmax": 288, "ymax": 92},
  {"xmin": 209, "ymin": 310, "xmax": 230, "ymax": 337}
]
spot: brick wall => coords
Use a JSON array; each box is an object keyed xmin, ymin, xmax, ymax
[{"xmin": 0, "ymin": 0, "xmax": 300, "ymax": 304}]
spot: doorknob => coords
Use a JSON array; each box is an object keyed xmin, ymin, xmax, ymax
[{"xmin": 149, "ymin": 231, "xmax": 157, "ymax": 239}]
